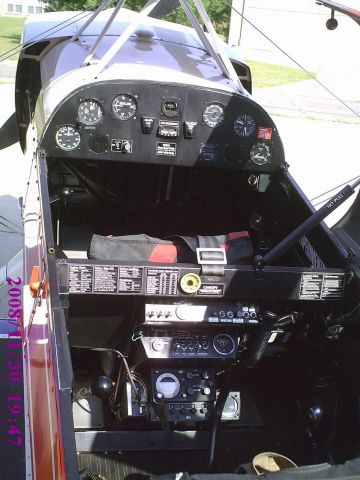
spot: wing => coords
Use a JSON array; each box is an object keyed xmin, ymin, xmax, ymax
[{"xmin": 316, "ymin": 0, "xmax": 360, "ymax": 26}]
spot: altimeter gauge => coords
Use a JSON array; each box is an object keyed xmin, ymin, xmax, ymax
[
  {"xmin": 233, "ymin": 113, "xmax": 256, "ymax": 137},
  {"xmin": 249, "ymin": 142, "xmax": 272, "ymax": 165},
  {"xmin": 55, "ymin": 125, "xmax": 81, "ymax": 151},
  {"xmin": 202, "ymin": 103, "xmax": 225, "ymax": 128},
  {"xmin": 78, "ymin": 99, "xmax": 104, "ymax": 125},
  {"xmin": 112, "ymin": 94, "xmax": 137, "ymax": 120}
]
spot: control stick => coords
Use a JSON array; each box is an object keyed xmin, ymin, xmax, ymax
[{"xmin": 254, "ymin": 177, "xmax": 360, "ymax": 268}]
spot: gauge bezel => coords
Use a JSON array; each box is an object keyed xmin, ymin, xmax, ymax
[
  {"xmin": 233, "ymin": 113, "xmax": 257, "ymax": 137},
  {"xmin": 155, "ymin": 373, "xmax": 180, "ymax": 399},
  {"xmin": 213, "ymin": 334, "xmax": 236, "ymax": 356},
  {"xmin": 202, "ymin": 102, "xmax": 225, "ymax": 128},
  {"xmin": 249, "ymin": 141, "xmax": 272, "ymax": 166},
  {"xmin": 55, "ymin": 125, "xmax": 81, "ymax": 152},
  {"xmin": 77, "ymin": 99, "xmax": 104, "ymax": 126},
  {"xmin": 111, "ymin": 93, "xmax": 138, "ymax": 120}
]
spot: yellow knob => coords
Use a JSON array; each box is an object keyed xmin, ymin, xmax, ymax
[{"xmin": 180, "ymin": 273, "xmax": 201, "ymax": 294}]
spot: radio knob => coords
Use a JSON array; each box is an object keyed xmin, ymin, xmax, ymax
[
  {"xmin": 202, "ymin": 371, "xmax": 210, "ymax": 380},
  {"xmin": 227, "ymin": 311, "xmax": 234, "ymax": 318},
  {"xmin": 122, "ymin": 141, "xmax": 132, "ymax": 152},
  {"xmin": 219, "ymin": 311, "xmax": 226, "ymax": 318},
  {"xmin": 202, "ymin": 387, "xmax": 211, "ymax": 396}
]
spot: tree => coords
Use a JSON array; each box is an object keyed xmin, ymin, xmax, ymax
[{"xmin": 45, "ymin": 0, "xmax": 231, "ymax": 37}]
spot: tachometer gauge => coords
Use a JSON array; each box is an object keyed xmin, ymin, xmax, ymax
[
  {"xmin": 112, "ymin": 94, "xmax": 137, "ymax": 120},
  {"xmin": 249, "ymin": 142, "xmax": 272, "ymax": 165},
  {"xmin": 202, "ymin": 103, "xmax": 225, "ymax": 128},
  {"xmin": 78, "ymin": 99, "xmax": 104, "ymax": 125},
  {"xmin": 55, "ymin": 125, "xmax": 81, "ymax": 151},
  {"xmin": 233, "ymin": 113, "xmax": 256, "ymax": 137}
]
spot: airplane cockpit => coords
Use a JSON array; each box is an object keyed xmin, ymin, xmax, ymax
[{"xmin": 16, "ymin": 2, "xmax": 360, "ymax": 478}]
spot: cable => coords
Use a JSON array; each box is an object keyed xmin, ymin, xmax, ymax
[
  {"xmin": 223, "ymin": 0, "xmax": 360, "ymax": 119},
  {"xmin": 208, "ymin": 372, "xmax": 233, "ymax": 472},
  {"xmin": 312, "ymin": 175, "xmax": 360, "ymax": 207}
]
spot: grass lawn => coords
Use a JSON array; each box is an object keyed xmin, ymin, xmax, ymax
[
  {"xmin": 246, "ymin": 59, "xmax": 315, "ymax": 89},
  {"xmin": 0, "ymin": 16, "xmax": 26, "ymax": 59}
]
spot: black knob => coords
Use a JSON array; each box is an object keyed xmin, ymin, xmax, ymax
[{"xmin": 91, "ymin": 376, "xmax": 114, "ymax": 399}]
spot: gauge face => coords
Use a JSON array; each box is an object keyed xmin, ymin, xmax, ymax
[
  {"xmin": 78, "ymin": 99, "xmax": 104, "ymax": 125},
  {"xmin": 222, "ymin": 395, "xmax": 239, "ymax": 419},
  {"xmin": 202, "ymin": 103, "xmax": 225, "ymax": 128},
  {"xmin": 249, "ymin": 142, "xmax": 272, "ymax": 165},
  {"xmin": 55, "ymin": 125, "xmax": 81, "ymax": 151},
  {"xmin": 213, "ymin": 334, "xmax": 236, "ymax": 356},
  {"xmin": 233, "ymin": 113, "xmax": 256, "ymax": 137},
  {"xmin": 155, "ymin": 373, "xmax": 180, "ymax": 399},
  {"xmin": 112, "ymin": 94, "xmax": 137, "ymax": 120}
]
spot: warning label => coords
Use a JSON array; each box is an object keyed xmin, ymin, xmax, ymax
[
  {"xmin": 94, "ymin": 266, "xmax": 118, "ymax": 293},
  {"xmin": 299, "ymin": 273, "xmax": 345, "ymax": 300},
  {"xmin": 119, "ymin": 266, "xmax": 143, "ymax": 293},
  {"xmin": 69, "ymin": 265, "xmax": 93, "ymax": 293},
  {"xmin": 156, "ymin": 142, "xmax": 176, "ymax": 156},
  {"xmin": 322, "ymin": 274, "xmax": 345, "ymax": 299},
  {"xmin": 68, "ymin": 264, "xmax": 144, "ymax": 295},
  {"xmin": 159, "ymin": 120, "xmax": 179, "ymax": 128},
  {"xmin": 146, "ymin": 268, "xmax": 178, "ymax": 295},
  {"xmin": 197, "ymin": 284, "xmax": 224, "ymax": 296}
]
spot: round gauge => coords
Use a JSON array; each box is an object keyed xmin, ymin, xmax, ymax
[
  {"xmin": 222, "ymin": 395, "xmax": 239, "ymax": 419},
  {"xmin": 78, "ymin": 99, "xmax": 104, "ymax": 126},
  {"xmin": 202, "ymin": 103, "xmax": 225, "ymax": 128},
  {"xmin": 249, "ymin": 142, "xmax": 272, "ymax": 165},
  {"xmin": 213, "ymin": 334, "xmax": 236, "ymax": 356},
  {"xmin": 233, "ymin": 113, "xmax": 256, "ymax": 137},
  {"xmin": 112, "ymin": 94, "xmax": 137, "ymax": 120},
  {"xmin": 155, "ymin": 373, "xmax": 180, "ymax": 399},
  {"xmin": 55, "ymin": 125, "xmax": 81, "ymax": 151}
]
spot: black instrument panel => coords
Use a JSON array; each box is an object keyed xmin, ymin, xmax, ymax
[{"xmin": 41, "ymin": 81, "xmax": 285, "ymax": 172}]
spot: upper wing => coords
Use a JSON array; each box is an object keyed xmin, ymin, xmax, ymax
[{"xmin": 316, "ymin": 0, "xmax": 360, "ymax": 26}]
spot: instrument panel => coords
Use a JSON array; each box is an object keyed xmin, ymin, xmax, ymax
[{"xmin": 42, "ymin": 81, "xmax": 285, "ymax": 172}]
